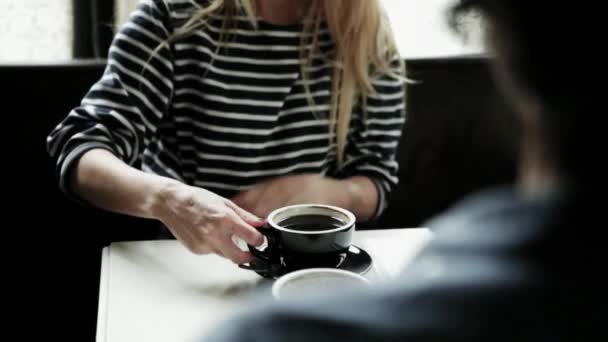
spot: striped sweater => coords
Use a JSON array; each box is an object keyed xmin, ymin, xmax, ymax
[{"xmin": 47, "ymin": 0, "xmax": 406, "ymax": 219}]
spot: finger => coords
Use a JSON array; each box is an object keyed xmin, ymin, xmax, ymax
[
  {"xmin": 253, "ymin": 205, "xmax": 271, "ymax": 219},
  {"xmin": 165, "ymin": 220, "xmax": 210, "ymax": 255},
  {"xmin": 212, "ymin": 234, "xmax": 252, "ymax": 264},
  {"xmin": 211, "ymin": 247, "xmax": 225, "ymax": 258},
  {"xmin": 226, "ymin": 200, "xmax": 266, "ymax": 227},
  {"xmin": 228, "ymin": 211, "xmax": 265, "ymax": 247},
  {"xmin": 183, "ymin": 238, "xmax": 214, "ymax": 255},
  {"xmin": 190, "ymin": 243, "xmax": 215, "ymax": 255}
]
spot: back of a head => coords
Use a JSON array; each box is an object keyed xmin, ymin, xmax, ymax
[{"xmin": 452, "ymin": 1, "xmax": 602, "ymax": 189}]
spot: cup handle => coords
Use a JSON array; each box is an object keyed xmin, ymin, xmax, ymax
[{"xmin": 238, "ymin": 225, "xmax": 282, "ymax": 277}]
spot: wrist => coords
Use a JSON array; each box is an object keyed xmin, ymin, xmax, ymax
[
  {"xmin": 149, "ymin": 177, "xmax": 183, "ymax": 221},
  {"xmin": 338, "ymin": 176, "xmax": 377, "ymax": 222},
  {"xmin": 335, "ymin": 178, "xmax": 360, "ymax": 211}
]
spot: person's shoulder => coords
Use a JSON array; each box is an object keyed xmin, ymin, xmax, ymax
[
  {"xmin": 163, "ymin": 0, "xmax": 209, "ymax": 11},
  {"xmin": 424, "ymin": 186, "xmax": 563, "ymax": 251},
  {"xmin": 158, "ymin": 0, "xmax": 210, "ymax": 23}
]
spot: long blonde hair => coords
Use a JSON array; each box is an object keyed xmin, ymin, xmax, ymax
[{"xmin": 164, "ymin": 0, "xmax": 404, "ymax": 166}]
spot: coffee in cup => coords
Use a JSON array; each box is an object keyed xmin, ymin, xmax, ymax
[{"xmin": 239, "ymin": 204, "xmax": 356, "ymax": 278}]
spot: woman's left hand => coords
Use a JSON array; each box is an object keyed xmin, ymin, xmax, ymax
[{"xmin": 231, "ymin": 174, "xmax": 345, "ymax": 218}]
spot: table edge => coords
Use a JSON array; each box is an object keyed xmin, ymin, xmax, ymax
[{"xmin": 96, "ymin": 246, "xmax": 111, "ymax": 342}]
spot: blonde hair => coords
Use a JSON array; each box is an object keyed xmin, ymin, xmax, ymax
[{"xmin": 162, "ymin": 0, "xmax": 404, "ymax": 166}]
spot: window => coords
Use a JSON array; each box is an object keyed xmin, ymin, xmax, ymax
[
  {"xmin": 115, "ymin": 0, "xmax": 484, "ymax": 58},
  {"xmin": 115, "ymin": 0, "xmax": 140, "ymax": 31},
  {"xmin": 381, "ymin": 0, "xmax": 484, "ymax": 58},
  {"xmin": 0, "ymin": 0, "xmax": 482, "ymax": 63},
  {"xmin": 0, "ymin": 0, "xmax": 72, "ymax": 62}
]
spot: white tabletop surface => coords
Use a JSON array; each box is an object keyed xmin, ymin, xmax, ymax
[{"xmin": 96, "ymin": 228, "xmax": 432, "ymax": 342}]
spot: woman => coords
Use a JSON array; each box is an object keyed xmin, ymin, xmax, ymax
[
  {"xmin": 203, "ymin": 1, "xmax": 605, "ymax": 341},
  {"xmin": 47, "ymin": 0, "xmax": 406, "ymax": 264}
]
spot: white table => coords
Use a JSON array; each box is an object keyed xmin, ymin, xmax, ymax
[{"xmin": 96, "ymin": 228, "xmax": 432, "ymax": 342}]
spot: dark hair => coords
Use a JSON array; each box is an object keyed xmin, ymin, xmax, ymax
[{"xmin": 450, "ymin": 1, "xmax": 601, "ymax": 186}]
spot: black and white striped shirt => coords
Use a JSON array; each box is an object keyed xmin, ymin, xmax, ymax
[{"xmin": 47, "ymin": 0, "xmax": 406, "ymax": 218}]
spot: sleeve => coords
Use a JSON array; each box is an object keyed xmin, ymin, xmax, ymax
[
  {"xmin": 46, "ymin": 0, "xmax": 175, "ymax": 201},
  {"xmin": 201, "ymin": 281, "xmax": 447, "ymax": 342},
  {"xmin": 340, "ymin": 57, "xmax": 406, "ymax": 220}
]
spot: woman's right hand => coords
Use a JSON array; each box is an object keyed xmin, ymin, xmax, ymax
[{"xmin": 154, "ymin": 182, "xmax": 265, "ymax": 264}]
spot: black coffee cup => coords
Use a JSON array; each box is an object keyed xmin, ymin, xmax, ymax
[{"xmin": 240, "ymin": 204, "xmax": 356, "ymax": 278}]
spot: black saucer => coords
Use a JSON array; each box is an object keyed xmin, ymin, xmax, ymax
[
  {"xmin": 334, "ymin": 245, "xmax": 373, "ymax": 275},
  {"xmin": 245, "ymin": 245, "xmax": 373, "ymax": 278}
]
